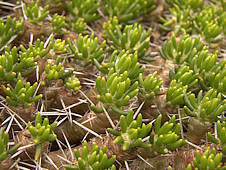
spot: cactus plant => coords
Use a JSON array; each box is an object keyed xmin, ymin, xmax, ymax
[
  {"xmin": 44, "ymin": 62, "xmax": 74, "ymax": 81},
  {"xmin": 64, "ymin": 140, "xmax": 116, "ymax": 170},
  {"xmin": 160, "ymin": 33, "xmax": 204, "ymax": 64},
  {"xmin": 103, "ymin": 17, "xmax": 152, "ymax": 61},
  {"xmin": 23, "ymin": 0, "xmax": 49, "ymax": 25},
  {"xmin": 0, "ymin": 128, "xmax": 20, "ymax": 162},
  {"xmin": 208, "ymin": 121, "xmax": 226, "ymax": 155},
  {"xmin": 65, "ymin": 75, "xmax": 81, "ymax": 92},
  {"xmin": 166, "ymin": 80, "xmax": 188, "ymax": 106},
  {"xmin": 149, "ymin": 114, "xmax": 186, "ymax": 154},
  {"xmin": 67, "ymin": 0, "xmax": 101, "ymax": 23},
  {"xmin": 68, "ymin": 33, "xmax": 106, "ymax": 66},
  {"xmin": 0, "ymin": 17, "xmax": 24, "ymax": 50},
  {"xmin": 51, "ymin": 14, "xmax": 66, "ymax": 34},
  {"xmin": 4, "ymin": 73, "xmax": 42, "ymax": 107},
  {"xmin": 108, "ymin": 110, "xmax": 152, "ymax": 151},
  {"xmin": 186, "ymin": 147, "xmax": 225, "ymax": 170},
  {"xmin": 95, "ymin": 50, "xmax": 145, "ymax": 79},
  {"xmin": 28, "ymin": 112, "xmax": 57, "ymax": 160},
  {"xmin": 169, "ymin": 65, "xmax": 199, "ymax": 89},
  {"xmin": 138, "ymin": 72, "xmax": 163, "ymax": 99},
  {"xmin": 91, "ymin": 71, "xmax": 139, "ymax": 115},
  {"xmin": 104, "ymin": 0, "xmax": 155, "ymax": 24},
  {"xmin": 0, "ymin": 46, "xmax": 36, "ymax": 83},
  {"xmin": 184, "ymin": 89, "xmax": 225, "ymax": 123}
]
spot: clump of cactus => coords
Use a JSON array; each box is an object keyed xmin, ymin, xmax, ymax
[
  {"xmin": 67, "ymin": 0, "xmax": 100, "ymax": 23},
  {"xmin": 139, "ymin": 72, "xmax": 163, "ymax": 99},
  {"xmin": 68, "ymin": 33, "xmax": 106, "ymax": 66},
  {"xmin": 65, "ymin": 75, "xmax": 81, "ymax": 92},
  {"xmin": 28, "ymin": 112, "xmax": 57, "ymax": 160},
  {"xmin": 0, "ymin": 128, "xmax": 20, "ymax": 162},
  {"xmin": 160, "ymin": 33, "xmax": 204, "ymax": 64},
  {"xmin": 149, "ymin": 114, "xmax": 186, "ymax": 154},
  {"xmin": 4, "ymin": 74, "xmax": 42, "ymax": 107},
  {"xmin": 208, "ymin": 121, "xmax": 226, "ymax": 155},
  {"xmin": 0, "ymin": 17, "xmax": 24, "ymax": 50},
  {"xmin": 91, "ymin": 71, "xmax": 139, "ymax": 115},
  {"xmin": 51, "ymin": 14, "xmax": 66, "ymax": 34},
  {"xmin": 44, "ymin": 62, "xmax": 73, "ymax": 81},
  {"xmin": 104, "ymin": 0, "xmax": 155, "ymax": 24},
  {"xmin": 103, "ymin": 17, "xmax": 152, "ymax": 61},
  {"xmin": 23, "ymin": 0, "xmax": 49, "ymax": 25},
  {"xmin": 64, "ymin": 140, "xmax": 116, "ymax": 170},
  {"xmin": 71, "ymin": 18, "xmax": 88, "ymax": 33},
  {"xmin": 184, "ymin": 89, "xmax": 225, "ymax": 123},
  {"xmin": 0, "ymin": 46, "xmax": 36, "ymax": 83},
  {"xmin": 186, "ymin": 147, "xmax": 224, "ymax": 170},
  {"xmin": 108, "ymin": 110, "xmax": 152, "ymax": 151},
  {"xmin": 166, "ymin": 80, "xmax": 188, "ymax": 106}
]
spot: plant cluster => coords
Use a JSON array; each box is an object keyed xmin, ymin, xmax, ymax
[
  {"xmin": 0, "ymin": 128, "xmax": 20, "ymax": 162},
  {"xmin": 51, "ymin": 14, "xmax": 66, "ymax": 34},
  {"xmin": 103, "ymin": 17, "xmax": 152, "ymax": 61},
  {"xmin": 23, "ymin": 0, "xmax": 49, "ymax": 25},
  {"xmin": 28, "ymin": 112, "xmax": 57, "ymax": 160},
  {"xmin": 64, "ymin": 140, "xmax": 116, "ymax": 170},
  {"xmin": 0, "ymin": 17, "xmax": 24, "ymax": 50},
  {"xmin": 104, "ymin": 0, "xmax": 155, "ymax": 24}
]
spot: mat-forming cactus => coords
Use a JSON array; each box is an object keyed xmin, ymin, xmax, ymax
[
  {"xmin": 28, "ymin": 112, "xmax": 57, "ymax": 160},
  {"xmin": 149, "ymin": 114, "xmax": 186, "ymax": 154},
  {"xmin": 169, "ymin": 65, "xmax": 199, "ymax": 89},
  {"xmin": 95, "ymin": 50, "xmax": 145, "ymax": 79},
  {"xmin": 0, "ymin": 17, "xmax": 24, "ymax": 50},
  {"xmin": 65, "ymin": 75, "xmax": 81, "ymax": 92},
  {"xmin": 44, "ymin": 62, "xmax": 74, "ymax": 81},
  {"xmin": 208, "ymin": 121, "xmax": 226, "ymax": 155},
  {"xmin": 160, "ymin": 33, "xmax": 204, "ymax": 64},
  {"xmin": 0, "ymin": 128, "xmax": 20, "ymax": 162},
  {"xmin": 103, "ymin": 17, "xmax": 152, "ymax": 61},
  {"xmin": 91, "ymin": 71, "xmax": 139, "ymax": 115},
  {"xmin": 108, "ymin": 110, "xmax": 152, "ymax": 151},
  {"xmin": 68, "ymin": 33, "xmax": 106, "ymax": 66},
  {"xmin": 138, "ymin": 72, "xmax": 163, "ymax": 99},
  {"xmin": 166, "ymin": 80, "xmax": 188, "ymax": 106},
  {"xmin": 186, "ymin": 147, "xmax": 224, "ymax": 170},
  {"xmin": 64, "ymin": 140, "xmax": 116, "ymax": 170},
  {"xmin": 104, "ymin": 0, "xmax": 155, "ymax": 24},
  {"xmin": 4, "ymin": 74, "xmax": 42, "ymax": 107},
  {"xmin": 23, "ymin": 0, "xmax": 49, "ymax": 25},
  {"xmin": 184, "ymin": 89, "xmax": 225, "ymax": 123},
  {"xmin": 51, "ymin": 14, "xmax": 66, "ymax": 34},
  {"xmin": 67, "ymin": 0, "xmax": 100, "ymax": 23},
  {"xmin": 0, "ymin": 46, "xmax": 36, "ymax": 82}
]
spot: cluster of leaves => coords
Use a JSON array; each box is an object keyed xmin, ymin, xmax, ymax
[
  {"xmin": 103, "ymin": 17, "xmax": 152, "ymax": 61},
  {"xmin": 64, "ymin": 141, "xmax": 116, "ymax": 170},
  {"xmin": 104, "ymin": 0, "xmax": 155, "ymax": 24},
  {"xmin": 0, "ymin": 46, "xmax": 36, "ymax": 83},
  {"xmin": 23, "ymin": 0, "xmax": 49, "ymax": 25},
  {"xmin": 184, "ymin": 89, "xmax": 225, "ymax": 123},
  {"xmin": 161, "ymin": 34, "xmax": 226, "ymax": 94},
  {"xmin": 65, "ymin": 75, "xmax": 81, "ymax": 92},
  {"xmin": 0, "ymin": 17, "xmax": 24, "ymax": 50},
  {"xmin": 28, "ymin": 112, "xmax": 57, "ymax": 160},
  {"xmin": 0, "ymin": 128, "xmax": 20, "ymax": 162},
  {"xmin": 186, "ymin": 147, "xmax": 224, "ymax": 170},
  {"xmin": 208, "ymin": 120, "xmax": 226, "ymax": 155},
  {"xmin": 51, "ymin": 14, "xmax": 66, "ymax": 34},
  {"xmin": 4, "ymin": 74, "xmax": 42, "ymax": 107},
  {"xmin": 91, "ymin": 71, "xmax": 139, "ymax": 115},
  {"xmin": 71, "ymin": 18, "xmax": 88, "ymax": 34},
  {"xmin": 108, "ymin": 111, "xmax": 152, "ymax": 151},
  {"xmin": 68, "ymin": 33, "xmax": 106, "ymax": 66},
  {"xmin": 108, "ymin": 112, "xmax": 185, "ymax": 153},
  {"xmin": 161, "ymin": 1, "xmax": 225, "ymax": 47},
  {"xmin": 67, "ymin": 0, "xmax": 100, "ymax": 23}
]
